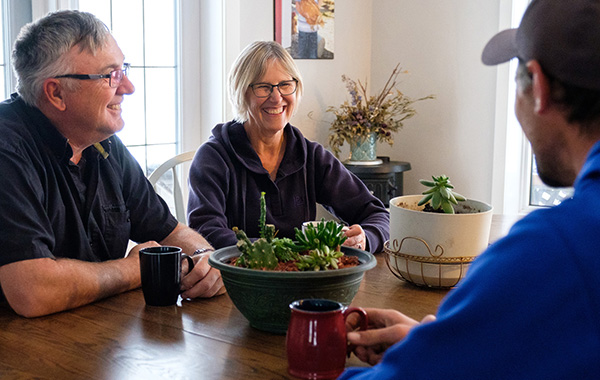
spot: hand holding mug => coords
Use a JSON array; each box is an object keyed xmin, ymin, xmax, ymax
[
  {"xmin": 180, "ymin": 254, "xmax": 226, "ymax": 299},
  {"xmin": 345, "ymin": 307, "xmax": 436, "ymax": 365}
]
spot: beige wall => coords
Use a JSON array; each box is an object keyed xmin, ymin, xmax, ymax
[{"xmin": 230, "ymin": 0, "xmax": 502, "ymax": 202}]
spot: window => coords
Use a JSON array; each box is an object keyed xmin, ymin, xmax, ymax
[
  {"xmin": 494, "ymin": 0, "xmax": 573, "ymax": 214},
  {"xmin": 515, "ymin": 0, "xmax": 573, "ymax": 208},
  {"xmin": 78, "ymin": 0, "xmax": 179, "ymax": 176},
  {"xmin": 3, "ymin": 1, "xmax": 217, "ymax": 218},
  {"xmin": 530, "ymin": 160, "xmax": 573, "ymax": 206},
  {"xmin": 0, "ymin": 0, "xmax": 6, "ymax": 100},
  {"xmin": 77, "ymin": 0, "xmax": 182, "ymax": 214}
]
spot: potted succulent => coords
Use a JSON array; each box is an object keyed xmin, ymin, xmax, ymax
[
  {"xmin": 417, "ymin": 175, "xmax": 466, "ymax": 214},
  {"xmin": 386, "ymin": 175, "xmax": 493, "ymax": 287},
  {"xmin": 327, "ymin": 63, "xmax": 434, "ymax": 164},
  {"xmin": 231, "ymin": 192, "xmax": 359, "ymax": 271},
  {"xmin": 209, "ymin": 193, "xmax": 376, "ymax": 334}
]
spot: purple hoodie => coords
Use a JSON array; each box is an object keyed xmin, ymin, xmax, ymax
[{"xmin": 187, "ymin": 120, "xmax": 389, "ymax": 253}]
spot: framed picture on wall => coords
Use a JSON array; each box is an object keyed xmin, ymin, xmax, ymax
[{"xmin": 274, "ymin": 0, "xmax": 334, "ymax": 59}]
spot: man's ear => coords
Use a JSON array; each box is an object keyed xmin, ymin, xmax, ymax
[
  {"xmin": 527, "ymin": 60, "xmax": 551, "ymax": 114},
  {"xmin": 42, "ymin": 78, "xmax": 67, "ymax": 111}
]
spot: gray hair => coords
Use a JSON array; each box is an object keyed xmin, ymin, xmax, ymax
[
  {"xmin": 228, "ymin": 41, "xmax": 303, "ymax": 123},
  {"xmin": 12, "ymin": 10, "xmax": 111, "ymax": 106}
]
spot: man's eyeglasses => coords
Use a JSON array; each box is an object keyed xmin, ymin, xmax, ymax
[
  {"xmin": 249, "ymin": 79, "xmax": 298, "ymax": 98},
  {"xmin": 54, "ymin": 63, "xmax": 131, "ymax": 88}
]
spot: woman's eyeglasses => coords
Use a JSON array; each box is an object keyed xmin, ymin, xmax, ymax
[{"xmin": 249, "ymin": 79, "xmax": 298, "ymax": 98}]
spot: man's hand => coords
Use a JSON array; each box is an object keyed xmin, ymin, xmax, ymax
[
  {"xmin": 180, "ymin": 253, "xmax": 225, "ymax": 299},
  {"xmin": 345, "ymin": 308, "xmax": 436, "ymax": 365},
  {"xmin": 159, "ymin": 223, "xmax": 226, "ymax": 299},
  {"xmin": 127, "ymin": 240, "xmax": 160, "ymax": 260}
]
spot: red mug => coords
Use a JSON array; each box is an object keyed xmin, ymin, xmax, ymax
[{"xmin": 286, "ymin": 299, "xmax": 368, "ymax": 379}]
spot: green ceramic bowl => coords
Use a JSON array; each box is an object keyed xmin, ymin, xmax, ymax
[{"xmin": 208, "ymin": 246, "xmax": 376, "ymax": 334}]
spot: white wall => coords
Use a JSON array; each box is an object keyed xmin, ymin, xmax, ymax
[
  {"xmin": 232, "ymin": 0, "xmax": 373, "ymax": 151},
  {"xmin": 224, "ymin": 0, "xmax": 502, "ymax": 203},
  {"xmin": 371, "ymin": 0, "xmax": 501, "ymax": 200}
]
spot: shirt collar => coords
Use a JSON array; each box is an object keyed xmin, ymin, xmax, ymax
[
  {"xmin": 575, "ymin": 140, "xmax": 600, "ymax": 188},
  {"xmin": 11, "ymin": 94, "xmax": 112, "ymax": 162}
]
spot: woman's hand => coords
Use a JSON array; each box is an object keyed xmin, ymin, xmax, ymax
[
  {"xmin": 342, "ymin": 224, "xmax": 366, "ymax": 250},
  {"xmin": 345, "ymin": 307, "xmax": 436, "ymax": 365}
]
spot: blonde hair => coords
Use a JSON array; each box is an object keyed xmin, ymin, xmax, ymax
[{"xmin": 228, "ymin": 41, "xmax": 303, "ymax": 123}]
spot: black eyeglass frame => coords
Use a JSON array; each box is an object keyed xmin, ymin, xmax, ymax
[
  {"xmin": 54, "ymin": 63, "xmax": 131, "ymax": 88},
  {"xmin": 249, "ymin": 78, "xmax": 298, "ymax": 98}
]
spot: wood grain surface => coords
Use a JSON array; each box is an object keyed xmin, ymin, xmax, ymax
[{"xmin": 0, "ymin": 215, "xmax": 518, "ymax": 380}]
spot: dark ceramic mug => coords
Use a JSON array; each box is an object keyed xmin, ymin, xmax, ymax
[
  {"xmin": 286, "ymin": 299, "xmax": 368, "ymax": 379},
  {"xmin": 139, "ymin": 246, "xmax": 194, "ymax": 306}
]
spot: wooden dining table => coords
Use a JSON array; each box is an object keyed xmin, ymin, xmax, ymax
[{"xmin": 0, "ymin": 215, "xmax": 519, "ymax": 380}]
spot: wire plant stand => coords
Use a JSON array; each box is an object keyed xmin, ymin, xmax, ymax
[{"xmin": 384, "ymin": 237, "xmax": 475, "ymax": 288}]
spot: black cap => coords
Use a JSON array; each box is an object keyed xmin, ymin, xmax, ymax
[{"xmin": 482, "ymin": 0, "xmax": 600, "ymax": 90}]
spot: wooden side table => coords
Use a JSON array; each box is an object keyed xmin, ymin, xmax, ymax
[{"xmin": 344, "ymin": 157, "xmax": 411, "ymax": 207}]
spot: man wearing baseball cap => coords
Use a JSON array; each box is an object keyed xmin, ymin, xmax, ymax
[{"xmin": 339, "ymin": 0, "xmax": 600, "ymax": 378}]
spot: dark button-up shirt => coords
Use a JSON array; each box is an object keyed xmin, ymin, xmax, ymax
[{"xmin": 0, "ymin": 94, "xmax": 177, "ymax": 268}]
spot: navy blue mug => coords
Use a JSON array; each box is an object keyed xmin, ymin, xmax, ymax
[{"xmin": 139, "ymin": 246, "xmax": 194, "ymax": 306}]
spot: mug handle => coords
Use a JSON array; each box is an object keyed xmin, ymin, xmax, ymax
[
  {"xmin": 343, "ymin": 307, "xmax": 368, "ymax": 357},
  {"xmin": 182, "ymin": 253, "xmax": 195, "ymax": 275}
]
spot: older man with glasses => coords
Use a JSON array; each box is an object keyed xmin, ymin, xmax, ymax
[{"xmin": 0, "ymin": 10, "xmax": 224, "ymax": 318}]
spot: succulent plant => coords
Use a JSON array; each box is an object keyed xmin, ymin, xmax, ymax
[
  {"xmin": 258, "ymin": 192, "xmax": 276, "ymax": 242},
  {"xmin": 296, "ymin": 245, "xmax": 345, "ymax": 271},
  {"xmin": 233, "ymin": 194, "xmax": 349, "ymax": 271},
  {"xmin": 418, "ymin": 175, "xmax": 466, "ymax": 214},
  {"xmin": 234, "ymin": 193, "xmax": 297, "ymax": 269},
  {"xmin": 291, "ymin": 219, "xmax": 347, "ymax": 271},
  {"xmin": 293, "ymin": 219, "xmax": 347, "ymax": 252},
  {"xmin": 271, "ymin": 236, "xmax": 299, "ymax": 262},
  {"xmin": 234, "ymin": 227, "xmax": 278, "ymax": 269}
]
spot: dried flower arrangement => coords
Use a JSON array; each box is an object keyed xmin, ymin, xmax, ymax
[{"xmin": 327, "ymin": 63, "xmax": 435, "ymax": 158}]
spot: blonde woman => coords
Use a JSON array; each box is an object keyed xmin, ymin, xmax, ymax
[{"xmin": 188, "ymin": 41, "xmax": 389, "ymax": 252}]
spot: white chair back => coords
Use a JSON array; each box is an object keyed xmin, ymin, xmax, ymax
[{"xmin": 148, "ymin": 151, "xmax": 196, "ymax": 224}]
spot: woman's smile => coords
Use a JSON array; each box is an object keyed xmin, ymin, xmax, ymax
[{"xmin": 264, "ymin": 106, "xmax": 284, "ymax": 115}]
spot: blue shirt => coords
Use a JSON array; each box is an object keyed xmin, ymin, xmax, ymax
[
  {"xmin": 339, "ymin": 142, "xmax": 600, "ymax": 379},
  {"xmin": 0, "ymin": 94, "xmax": 177, "ymax": 270}
]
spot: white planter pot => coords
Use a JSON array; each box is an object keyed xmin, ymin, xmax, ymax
[{"xmin": 386, "ymin": 195, "xmax": 493, "ymax": 287}]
